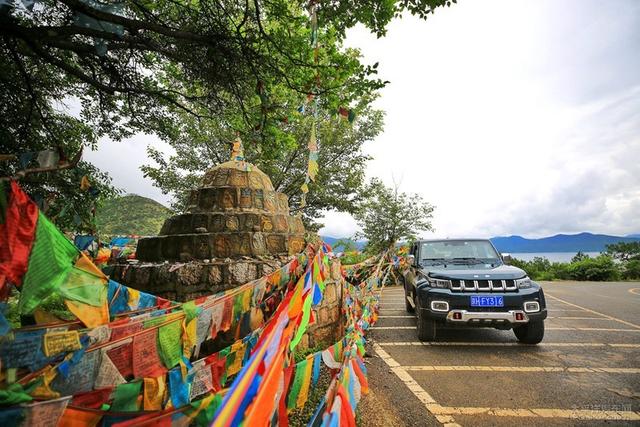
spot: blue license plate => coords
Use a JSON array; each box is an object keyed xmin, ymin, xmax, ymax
[{"xmin": 470, "ymin": 296, "xmax": 504, "ymax": 307}]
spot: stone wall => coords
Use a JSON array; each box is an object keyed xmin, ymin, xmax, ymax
[
  {"xmin": 299, "ymin": 259, "xmax": 344, "ymax": 349},
  {"xmin": 111, "ymin": 258, "xmax": 283, "ymax": 302},
  {"xmin": 113, "ymin": 256, "xmax": 346, "ymax": 348}
]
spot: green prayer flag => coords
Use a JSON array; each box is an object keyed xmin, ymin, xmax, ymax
[
  {"xmin": 290, "ymin": 293, "xmax": 312, "ymax": 351},
  {"xmin": 287, "ymin": 360, "xmax": 307, "ymax": 410},
  {"xmin": 111, "ymin": 380, "xmax": 142, "ymax": 412},
  {"xmin": 0, "ymin": 382, "xmax": 33, "ymax": 406},
  {"xmin": 158, "ymin": 321, "xmax": 183, "ymax": 369},
  {"xmin": 189, "ymin": 394, "xmax": 223, "ymax": 427},
  {"xmin": 143, "ymin": 316, "xmax": 166, "ymax": 328},
  {"xmin": 59, "ymin": 266, "xmax": 106, "ymax": 307},
  {"xmin": 232, "ymin": 293, "xmax": 243, "ymax": 322},
  {"xmin": 182, "ymin": 301, "xmax": 199, "ymax": 323},
  {"xmin": 19, "ymin": 213, "xmax": 78, "ymax": 313}
]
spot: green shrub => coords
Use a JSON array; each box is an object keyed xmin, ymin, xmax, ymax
[
  {"xmin": 566, "ymin": 255, "xmax": 620, "ymax": 281},
  {"xmin": 510, "ymin": 255, "xmax": 619, "ymax": 281},
  {"xmin": 623, "ymin": 260, "xmax": 640, "ymax": 280}
]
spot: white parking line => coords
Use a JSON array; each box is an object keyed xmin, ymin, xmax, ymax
[
  {"xmin": 373, "ymin": 343, "xmax": 462, "ymax": 427},
  {"xmin": 545, "ymin": 293, "xmax": 640, "ymax": 329},
  {"xmin": 546, "ymin": 327, "xmax": 640, "ymax": 332},
  {"xmin": 429, "ymin": 405, "xmax": 640, "ymax": 421},
  {"xmin": 373, "ymin": 343, "xmax": 640, "ymax": 425},
  {"xmin": 371, "ymin": 326, "xmax": 414, "ymax": 329},
  {"xmin": 378, "ymin": 315, "xmax": 414, "ymax": 319},
  {"xmin": 548, "ymin": 316, "xmax": 609, "ymax": 320},
  {"xmin": 377, "ymin": 341, "xmax": 640, "ymax": 348},
  {"xmin": 371, "ymin": 326, "xmax": 640, "ymax": 332},
  {"xmin": 403, "ymin": 365, "xmax": 640, "ymax": 373}
]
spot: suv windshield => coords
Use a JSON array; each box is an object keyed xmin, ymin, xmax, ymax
[{"xmin": 421, "ymin": 240, "xmax": 500, "ymax": 264}]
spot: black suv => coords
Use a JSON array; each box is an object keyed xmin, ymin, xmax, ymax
[{"xmin": 402, "ymin": 239, "xmax": 547, "ymax": 344}]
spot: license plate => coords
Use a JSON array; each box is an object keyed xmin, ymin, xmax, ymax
[{"xmin": 470, "ymin": 296, "xmax": 504, "ymax": 307}]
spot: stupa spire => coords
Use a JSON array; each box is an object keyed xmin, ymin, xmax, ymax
[{"xmin": 230, "ymin": 134, "xmax": 245, "ymax": 162}]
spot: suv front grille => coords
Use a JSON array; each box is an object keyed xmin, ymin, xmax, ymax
[{"xmin": 450, "ymin": 279, "xmax": 517, "ymax": 292}]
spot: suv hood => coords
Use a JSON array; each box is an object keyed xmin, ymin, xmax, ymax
[{"xmin": 421, "ymin": 264, "xmax": 527, "ymax": 281}]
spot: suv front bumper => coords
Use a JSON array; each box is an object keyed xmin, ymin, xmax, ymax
[
  {"xmin": 446, "ymin": 309, "xmax": 530, "ymax": 323},
  {"xmin": 415, "ymin": 286, "xmax": 547, "ymax": 326}
]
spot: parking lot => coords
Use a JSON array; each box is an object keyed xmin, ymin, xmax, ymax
[{"xmin": 367, "ymin": 281, "xmax": 640, "ymax": 426}]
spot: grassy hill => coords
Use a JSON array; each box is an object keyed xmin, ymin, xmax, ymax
[{"xmin": 96, "ymin": 194, "xmax": 173, "ymax": 236}]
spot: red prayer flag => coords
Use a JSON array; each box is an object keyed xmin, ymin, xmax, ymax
[
  {"xmin": 107, "ymin": 341, "xmax": 134, "ymax": 378},
  {"xmin": 132, "ymin": 329, "xmax": 166, "ymax": 379},
  {"xmin": 0, "ymin": 181, "xmax": 39, "ymax": 298}
]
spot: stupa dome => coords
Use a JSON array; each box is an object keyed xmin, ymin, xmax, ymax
[{"xmin": 136, "ymin": 138, "xmax": 305, "ymax": 261}]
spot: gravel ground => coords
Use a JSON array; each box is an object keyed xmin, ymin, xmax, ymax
[{"xmin": 357, "ymin": 343, "xmax": 439, "ymax": 427}]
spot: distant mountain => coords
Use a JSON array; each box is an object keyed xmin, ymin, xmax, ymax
[
  {"xmin": 627, "ymin": 234, "xmax": 640, "ymax": 239},
  {"xmin": 321, "ymin": 236, "xmax": 366, "ymax": 251},
  {"xmin": 490, "ymin": 232, "xmax": 640, "ymax": 253},
  {"xmin": 96, "ymin": 194, "xmax": 173, "ymax": 236}
]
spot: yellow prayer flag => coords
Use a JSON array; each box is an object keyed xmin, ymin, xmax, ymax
[
  {"xmin": 75, "ymin": 252, "xmax": 107, "ymax": 278},
  {"xmin": 65, "ymin": 299, "xmax": 109, "ymax": 328},
  {"xmin": 80, "ymin": 175, "xmax": 91, "ymax": 191},
  {"xmin": 182, "ymin": 319, "xmax": 198, "ymax": 359},
  {"xmin": 143, "ymin": 376, "xmax": 167, "ymax": 410},
  {"xmin": 227, "ymin": 341, "xmax": 246, "ymax": 376},
  {"xmin": 296, "ymin": 355, "xmax": 315, "ymax": 408},
  {"xmin": 30, "ymin": 366, "xmax": 60, "ymax": 399},
  {"xmin": 127, "ymin": 287, "xmax": 140, "ymax": 310},
  {"xmin": 34, "ymin": 308, "xmax": 64, "ymax": 325},
  {"xmin": 43, "ymin": 330, "xmax": 81, "ymax": 357}
]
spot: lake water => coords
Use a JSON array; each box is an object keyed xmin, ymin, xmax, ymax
[{"xmin": 510, "ymin": 252, "xmax": 601, "ymax": 263}]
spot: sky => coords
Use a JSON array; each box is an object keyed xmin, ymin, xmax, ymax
[{"xmin": 85, "ymin": 0, "xmax": 640, "ymax": 240}]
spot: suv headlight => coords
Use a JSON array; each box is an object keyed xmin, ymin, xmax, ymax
[
  {"xmin": 428, "ymin": 278, "xmax": 451, "ymax": 288},
  {"xmin": 515, "ymin": 277, "xmax": 533, "ymax": 289}
]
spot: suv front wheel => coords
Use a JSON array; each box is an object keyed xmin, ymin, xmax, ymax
[
  {"xmin": 513, "ymin": 320, "xmax": 545, "ymax": 344},
  {"xmin": 416, "ymin": 301, "xmax": 437, "ymax": 341}
]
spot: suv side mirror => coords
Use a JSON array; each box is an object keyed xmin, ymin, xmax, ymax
[
  {"xmin": 501, "ymin": 253, "xmax": 512, "ymax": 264},
  {"xmin": 407, "ymin": 254, "xmax": 416, "ymax": 266}
]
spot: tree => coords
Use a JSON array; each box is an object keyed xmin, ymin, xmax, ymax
[
  {"xmin": 332, "ymin": 238, "xmax": 359, "ymax": 253},
  {"xmin": 354, "ymin": 178, "xmax": 434, "ymax": 253},
  {"xmin": 605, "ymin": 242, "xmax": 640, "ymax": 262},
  {"xmin": 571, "ymin": 251, "xmax": 590, "ymax": 263},
  {"xmin": 0, "ymin": 0, "xmax": 450, "ymax": 230},
  {"xmin": 1, "ymin": 0, "xmax": 451, "ymax": 145},
  {"xmin": 142, "ymin": 91, "xmax": 384, "ymax": 229}
]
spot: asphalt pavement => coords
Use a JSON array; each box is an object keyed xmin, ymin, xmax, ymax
[{"xmin": 364, "ymin": 281, "xmax": 640, "ymax": 426}]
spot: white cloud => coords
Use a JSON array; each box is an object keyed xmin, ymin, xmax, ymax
[
  {"xmin": 84, "ymin": 134, "xmax": 174, "ymax": 206},
  {"xmin": 318, "ymin": 0, "xmax": 640, "ymax": 238},
  {"xmin": 82, "ymin": 0, "xmax": 640, "ymax": 239}
]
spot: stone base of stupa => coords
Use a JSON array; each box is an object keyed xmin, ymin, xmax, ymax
[{"xmin": 111, "ymin": 256, "xmax": 287, "ymax": 302}]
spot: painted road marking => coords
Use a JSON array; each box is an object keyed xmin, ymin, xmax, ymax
[
  {"xmin": 377, "ymin": 341, "xmax": 640, "ymax": 348},
  {"xmin": 629, "ymin": 288, "xmax": 640, "ymax": 296},
  {"xmin": 545, "ymin": 293, "xmax": 640, "ymax": 329},
  {"xmin": 373, "ymin": 343, "xmax": 640, "ymax": 425},
  {"xmin": 373, "ymin": 343, "xmax": 461, "ymax": 427},
  {"xmin": 548, "ymin": 316, "xmax": 609, "ymax": 320},
  {"xmin": 402, "ymin": 365, "xmax": 640, "ymax": 373},
  {"xmin": 378, "ymin": 315, "xmax": 414, "ymax": 319},
  {"xmin": 371, "ymin": 326, "xmax": 414, "ymax": 329},
  {"xmin": 428, "ymin": 405, "xmax": 640, "ymax": 421},
  {"xmin": 371, "ymin": 325, "xmax": 640, "ymax": 332},
  {"xmin": 547, "ymin": 327, "xmax": 640, "ymax": 332}
]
